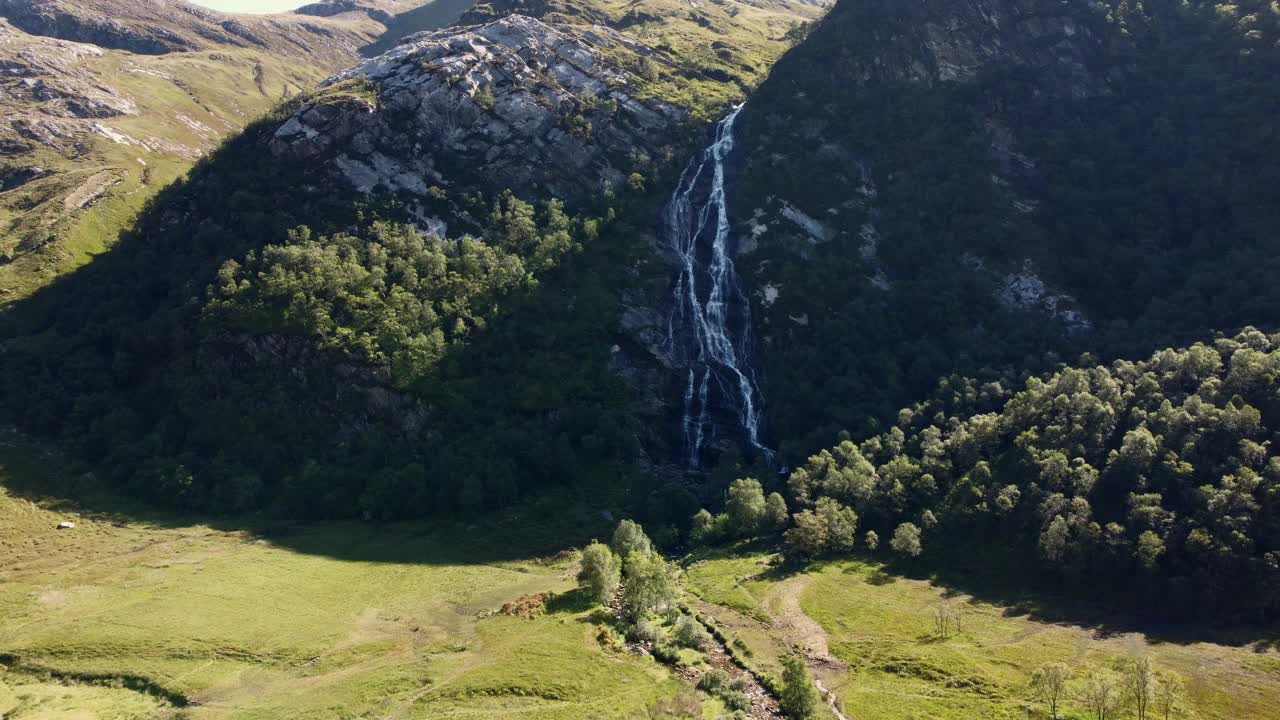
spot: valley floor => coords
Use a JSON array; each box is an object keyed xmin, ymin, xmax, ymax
[
  {"xmin": 686, "ymin": 552, "xmax": 1280, "ymax": 720},
  {"xmin": 1, "ymin": 432, "xmax": 1277, "ymax": 719},
  {"xmin": 0, "ymin": 434, "xmax": 683, "ymax": 719}
]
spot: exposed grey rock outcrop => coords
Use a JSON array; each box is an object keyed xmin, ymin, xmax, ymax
[
  {"xmin": 0, "ymin": 20, "xmax": 137, "ymax": 136},
  {"xmin": 269, "ymin": 15, "xmax": 684, "ymax": 201}
]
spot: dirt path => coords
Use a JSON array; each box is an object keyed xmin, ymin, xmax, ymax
[
  {"xmin": 766, "ymin": 575, "xmax": 852, "ymax": 720},
  {"xmin": 770, "ymin": 575, "xmax": 841, "ymax": 666}
]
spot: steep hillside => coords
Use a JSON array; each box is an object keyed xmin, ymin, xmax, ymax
[
  {"xmin": 0, "ymin": 1, "xmax": 823, "ymax": 518},
  {"xmin": 0, "ymin": 0, "xmax": 380, "ymax": 61},
  {"xmin": 455, "ymin": 0, "xmax": 828, "ymax": 117},
  {"xmin": 0, "ymin": 0, "xmax": 455, "ymax": 302},
  {"xmin": 730, "ymin": 0, "xmax": 1280, "ymax": 461}
]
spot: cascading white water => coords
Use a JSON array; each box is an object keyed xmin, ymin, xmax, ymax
[{"xmin": 663, "ymin": 106, "xmax": 772, "ymax": 468}]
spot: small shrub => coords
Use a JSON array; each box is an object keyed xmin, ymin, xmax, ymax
[
  {"xmin": 722, "ymin": 689, "xmax": 751, "ymax": 712},
  {"xmin": 596, "ymin": 625, "xmax": 625, "ymax": 652},
  {"xmin": 652, "ymin": 638, "xmax": 681, "ymax": 664},
  {"xmin": 629, "ymin": 616, "xmax": 662, "ymax": 644},
  {"xmin": 474, "ymin": 85, "xmax": 496, "ymax": 111},
  {"xmin": 673, "ymin": 615, "xmax": 712, "ymax": 650},
  {"xmin": 698, "ymin": 669, "xmax": 731, "ymax": 695}
]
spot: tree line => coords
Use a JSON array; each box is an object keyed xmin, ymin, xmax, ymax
[{"xmin": 687, "ymin": 330, "xmax": 1280, "ymax": 621}]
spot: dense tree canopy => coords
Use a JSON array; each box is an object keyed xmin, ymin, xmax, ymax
[
  {"xmin": 786, "ymin": 330, "xmax": 1280, "ymax": 619},
  {"xmin": 0, "ymin": 105, "xmax": 650, "ymax": 518}
]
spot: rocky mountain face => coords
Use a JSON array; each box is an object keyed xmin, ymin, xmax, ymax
[
  {"xmin": 297, "ymin": 1, "xmax": 396, "ymax": 24},
  {"xmin": 734, "ymin": 0, "xmax": 1106, "ymax": 345},
  {"xmin": 269, "ymin": 15, "xmax": 684, "ymax": 202},
  {"xmin": 0, "ymin": 0, "xmax": 379, "ymax": 62},
  {"xmin": 823, "ymin": 0, "xmax": 1108, "ymax": 90}
]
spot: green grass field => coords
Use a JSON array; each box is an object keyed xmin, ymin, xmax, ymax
[
  {"xmin": 7, "ymin": 427, "xmax": 1277, "ymax": 720},
  {"xmin": 0, "ymin": 433, "xmax": 688, "ymax": 719},
  {"xmin": 686, "ymin": 550, "xmax": 1280, "ymax": 720},
  {"xmin": 0, "ymin": 45, "xmax": 330, "ymax": 304}
]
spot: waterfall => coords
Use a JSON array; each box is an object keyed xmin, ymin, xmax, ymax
[{"xmin": 663, "ymin": 106, "xmax": 772, "ymax": 469}]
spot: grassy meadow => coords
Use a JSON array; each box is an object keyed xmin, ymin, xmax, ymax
[
  {"xmin": 686, "ymin": 550, "xmax": 1280, "ymax": 720},
  {"xmin": 0, "ymin": 432, "xmax": 685, "ymax": 719},
  {"xmin": 5, "ymin": 428, "xmax": 1277, "ymax": 720}
]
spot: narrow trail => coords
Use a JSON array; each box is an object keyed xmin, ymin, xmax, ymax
[
  {"xmin": 771, "ymin": 576, "xmax": 840, "ymax": 665},
  {"xmin": 814, "ymin": 677, "xmax": 850, "ymax": 720},
  {"xmin": 767, "ymin": 575, "xmax": 851, "ymax": 720}
]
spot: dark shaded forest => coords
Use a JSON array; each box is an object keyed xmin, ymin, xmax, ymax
[
  {"xmin": 736, "ymin": 0, "xmax": 1280, "ymax": 462},
  {"xmin": 0, "ymin": 98, "xmax": 659, "ymax": 519}
]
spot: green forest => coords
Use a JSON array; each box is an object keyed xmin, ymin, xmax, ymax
[
  {"xmin": 0, "ymin": 95, "xmax": 660, "ymax": 519},
  {"xmin": 769, "ymin": 330, "xmax": 1280, "ymax": 620}
]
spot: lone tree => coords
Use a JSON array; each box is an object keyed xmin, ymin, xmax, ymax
[
  {"xmin": 576, "ymin": 542, "xmax": 620, "ymax": 604},
  {"xmin": 1128, "ymin": 656, "xmax": 1155, "ymax": 720},
  {"xmin": 1077, "ymin": 669, "xmax": 1122, "ymax": 720},
  {"xmin": 890, "ymin": 522, "xmax": 923, "ymax": 558},
  {"xmin": 1031, "ymin": 662, "xmax": 1072, "ymax": 720},
  {"xmin": 864, "ymin": 530, "xmax": 879, "ymax": 552},
  {"xmin": 779, "ymin": 655, "xmax": 819, "ymax": 719},
  {"xmin": 1155, "ymin": 669, "xmax": 1184, "ymax": 720},
  {"xmin": 932, "ymin": 601, "xmax": 961, "ymax": 639}
]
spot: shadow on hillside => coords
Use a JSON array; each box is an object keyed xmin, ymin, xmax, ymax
[
  {"xmin": 0, "ymin": 432, "xmax": 618, "ymax": 565},
  {"xmin": 683, "ymin": 540, "xmax": 1279, "ymax": 650},
  {"xmin": 359, "ymin": 0, "xmax": 476, "ymax": 58},
  {"xmin": 872, "ymin": 550, "xmax": 1280, "ymax": 652},
  {"xmin": 0, "ymin": 94, "xmax": 663, "ymax": 565}
]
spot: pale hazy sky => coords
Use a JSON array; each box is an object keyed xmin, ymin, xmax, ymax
[{"xmin": 191, "ymin": 1, "xmax": 302, "ymax": 13}]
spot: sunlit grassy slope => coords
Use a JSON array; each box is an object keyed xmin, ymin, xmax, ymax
[
  {"xmin": 0, "ymin": 433, "xmax": 683, "ymax": 719},
  {"xmin": 686, "ymin": 551, "xmax": 1280, "ymax": 720},
  {"xmin": 0, "ymin": 46, "xmax": 331, "ymax": 304}
]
